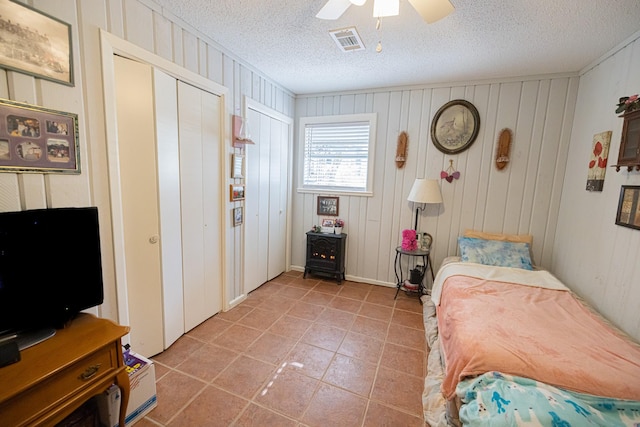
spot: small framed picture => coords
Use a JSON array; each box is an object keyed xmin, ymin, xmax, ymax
[
  {"xmin": 321, "ymin": 218, "xmax": 335, "ymax": 233},
  {"xmin": 231, "ymin": 154, "xmax": 244, "ymax": 179},
  {"xmin": 317, "ymin": 196, "xmax": 339, "ymax": 216},
  {"xmin": 615, "ymin": 185, "xmax": 640, "ymax": 230},
  {"xmin": 233, "ymin": 206, "xmax": 243, "ymax": 226},
  {"xmin": 230, "ymin": 184, "xmax": 245, "ymax": 201},
  {"xmin": 0, "ymin": 99, "xmax": 79, "ymax": 173}
]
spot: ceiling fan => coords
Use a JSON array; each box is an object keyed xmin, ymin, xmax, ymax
[{"xmin": 316, "ymin": 0, "xmax": 455, "ymax": 23}]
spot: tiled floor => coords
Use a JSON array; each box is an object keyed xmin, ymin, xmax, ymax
[{"xmin": 136, "ymin": 271, "xmax": 427, "ymax": 427}]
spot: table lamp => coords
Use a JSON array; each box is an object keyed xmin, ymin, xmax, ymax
[{"xmin": 407, "ymin": 178, "xmax": 443, "ymax": 230}]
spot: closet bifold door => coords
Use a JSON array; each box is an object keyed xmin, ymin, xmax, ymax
[
  {"xmin": 177, "ymin": 81, "xmax": 222, "ymax": 332},
  {"xmin": 113, "ymin": 55, "xmax": 165, "ymax": 357}
]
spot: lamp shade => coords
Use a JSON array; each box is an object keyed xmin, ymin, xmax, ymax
[{"xmin": 408, "ymin": 179, "xmax": 443, "ymax": 204}]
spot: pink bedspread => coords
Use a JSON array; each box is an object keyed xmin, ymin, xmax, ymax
[{"xmin": 437, "ymin": 275, "xmax": 640, "ymax": 401}]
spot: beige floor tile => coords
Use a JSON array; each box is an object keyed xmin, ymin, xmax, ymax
[
  {"xmin": 287, "ymin": 301, "xmax": 325, "ymax": 321},
  {"xmin": 370, "ymin": 366, "xmax": 424, "ymax": 416},
  {"xmin": 363, "ymin": 401, "xmax": 425, "ymax": 427},
  {"xmin": 315, "ymin": 307, "xmax": 356, "ymax": 330},
  {"xmin": 234, "ymin": 403, "xmax": 298, "ymax": 427},
  {"xmin": 254, "ymin": 369, "xmax": 319, "ymax": 418},
  {"xmin": 268, "ymin": 315, "xmax": 313, "ymax": 339},
  {"xmin": 245, "ymin": 332, "xmax": 297, "ymax": 365},
  {"xmin": 302, "ymin": 383, "xmax": 367, "ymax": 427},
  {"xmin": 386, "ymin": 323, "xmax": 426, "ymax": 350},
  {"xmin": 237, "ymin": 307, "xmax": 283, "ymax": 330},
  {"xmin": 213, "ymin": 355, "xmax": 276, "ymax": 399},
  {"xmin": 214, "ymin": 324, "xmax": 263, "ymax": 353},
  {"xmin": 284, "ymin": 342, "xmax": 335, "ymax": 379},
  {"xmin": 350, "ymin": 315, "xmax": 389, "ymax": 341},
  {"xmin": 322, "ymin": 353, "xmax": 377, "ymax": 397},
  {"xmin": 337, "ymin": 331, "xmax": 384, "ymax": 365},
  {"xmin": 152, "ymin": 335, "xmax": 205, "ymax": 368},
  {"xmin": 142, "ymin": 276, "xmax": 429, "ymax": 426},
  {"xmin": 174, "ymin": 344, "xmax": 238, "ymax": 382},
  {"xmin": 166, "ymin": 385, "xmax": 248, "ymax": 427},
  {"xmin": 358, "ymin": 302, "xmax": 393, "ymax": 322},
  {"xmin": 380, "ymin": 342, "xmax": 425, "ymax": 378},
  {"xmin": 328, "ymin": 296, "xmax": 363, "ymax": 313},
  {"xmin": 148, "ymin": 371, "xmax": 207, "ymax": 424},
  {"xmin": 301, "ymin": 323, "xmax": 347, "ymax": 352}
]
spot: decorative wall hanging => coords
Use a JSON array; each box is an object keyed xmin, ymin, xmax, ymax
[
  {"xmin": 441, "ymin": 159, "xmax": 460, "ymax": 183},
  {"xmin": 230, "ymin": 184, "xmax": 245, "ymax": 201},
  {"xmin": 233, "ymin": 207, "xmax": 243, "ymax": 226},
  {"xmin": 317, "ymin": 196, "xmax": 339, "ymax": 216},
  {"xmin": 0, "ymin": 98, "xmax": 79, "ymax": 174},
  {"xmin": 232, "ymin": 115, "xmax": 254, "ymax": 147},
  {"xmin": 495, "ymin": 128, "xmax": 512, "ymax": 170},
  {"xmin": 0, "ymin": 0, "xmax": 73, "ymax": 86},
  {"xmin": 231, "ymin": 154, "xmax": 244, "ymax": 179},
  {"xmin": 431, "ymin": 99, "xmax": 480, "ymax": 154},
  {"xmin": 615, "ymin": 185, "xmax": 640, "ymax": 230},
  {"xmin": 613, "ymin": 103, "xmax": 640, "ymax": 172},
  {"xmin": 395, "ymin": 131, "xmax": 408, "ymax": 168},
  {"xmin": 586, "ymin": 130, "xmax": 611, "ymax": 192}
]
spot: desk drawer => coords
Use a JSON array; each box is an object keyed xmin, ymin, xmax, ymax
[{"xmin": 0, "ymin": 345, "xmax": 118, "ymax": 426}]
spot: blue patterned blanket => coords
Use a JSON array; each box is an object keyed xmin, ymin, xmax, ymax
[{"xmin": 457, "ymin": 372, "xmax": 640, "ymax": 426}]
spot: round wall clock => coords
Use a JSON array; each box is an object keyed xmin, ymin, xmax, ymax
[{"xmin": 431, "ymin": 99, "xmax": 480, "ymax": 154}]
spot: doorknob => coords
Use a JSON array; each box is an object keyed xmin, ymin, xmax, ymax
[{"xmin": 149, "ymin": 235, "xmax": 159, "ymax": 244}]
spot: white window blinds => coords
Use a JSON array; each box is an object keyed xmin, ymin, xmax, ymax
[{"xmin": 303, "ymin": 121, "xmax": 371, "ymax": 191}]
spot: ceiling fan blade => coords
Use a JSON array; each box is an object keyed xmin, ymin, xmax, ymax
[
  {"xmin": 407, "ymin": 0, "xmax": 454, "ymax": 23},
  {"xmin": 316, "ymin": 0, "xmax": 352, "ymax": 19}
]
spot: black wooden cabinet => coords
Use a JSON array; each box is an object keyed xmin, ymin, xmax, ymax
[
  {"xmin": 304, "ymin": 232, "xmax": 346, "ymax": 284},
  {"xmin": 614, "ymin": 109, "xmax": 640, "ymax": 171}
]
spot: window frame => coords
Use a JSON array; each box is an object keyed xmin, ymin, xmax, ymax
[{"xmin": 297, "ymin": 113, "xmax": 376, "ymax": 196}]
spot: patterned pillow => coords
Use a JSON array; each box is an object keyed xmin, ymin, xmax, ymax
[{"xmin": 458, "ymin": 237, "xmax": 533, "ymax": 270}]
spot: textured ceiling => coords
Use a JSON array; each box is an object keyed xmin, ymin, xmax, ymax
[{"xmin": 150, "ymin": 0, "xmax": 640, "ymax": 95}]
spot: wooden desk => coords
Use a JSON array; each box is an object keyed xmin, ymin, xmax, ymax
[{"xmin": 0, "ymin": 313, "xmax": 130, "ymax": 427}]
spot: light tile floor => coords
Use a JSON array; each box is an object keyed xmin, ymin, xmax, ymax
[{"xmin": 135, "ymin": 270, "xmax": 427, "ymax": 427}]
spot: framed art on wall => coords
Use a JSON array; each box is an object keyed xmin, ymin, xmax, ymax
[
  {"xmin": 317, "ymin": 196, "xmax": 339, "ymax": 216},
  {"xmin": 230, "ymin": 184, "xmax": 245, "ymax": 201},
  {"xmin": 431, "ymin": 99, "xmax": 480, "ymax": 154},
  {"xmin": 231, "ymin": 154, "xmax": 244, "ymax": 179},
  {"xmin": 615, "ymin": 185, "xmax": 640, "ymax": 230},
  {"xmin": 233, "ymin": 207, "xmax": 243, "ymax": 226},
  {"xmin": 0, "ymin": 0, "xmax": 73, "ymax": 86},
  {"xmin": 0, "ymin": 98, "xmax": 79, "ymax": 173}
]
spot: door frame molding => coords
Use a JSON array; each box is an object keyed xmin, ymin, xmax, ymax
[{"xmin": 99, "ymin": 30, "xmax": 229, "ymax": 331}]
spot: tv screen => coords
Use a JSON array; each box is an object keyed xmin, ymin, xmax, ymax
[{"xmin": 0, "ymin": 207, "xmax": 104, "ymax": 345}]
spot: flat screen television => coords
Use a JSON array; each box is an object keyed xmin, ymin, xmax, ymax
[{"xmin": 0, "ymin": 207, "xmax": 104, "ymax": 349}]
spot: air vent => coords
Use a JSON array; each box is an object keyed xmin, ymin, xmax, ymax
[{"xmin": 329, "ymin": 27, "xmax": 365, "ymax": 52}]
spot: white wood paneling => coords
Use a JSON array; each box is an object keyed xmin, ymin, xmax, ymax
[
  {"xmin": 554, "ymin": 36, "xmax": 640, "ymax": 341},
  {"xmin": 293, "ymin": 76, "xmax": 579, "ymax": 287}
]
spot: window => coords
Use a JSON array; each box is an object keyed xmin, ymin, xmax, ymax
[{"xmin": 299, "ymin": 113, "xmax": 376, "ymax": 195}]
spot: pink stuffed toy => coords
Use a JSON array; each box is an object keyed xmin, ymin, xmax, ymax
[{"xmin": 401, "ymin": 229, "xmax": 418, "ymax": 251}]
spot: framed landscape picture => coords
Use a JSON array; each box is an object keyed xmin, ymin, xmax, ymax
[
  {"xmin": 0, "ymin": 98, "xmax": 79, "ymax": 173},
  {"xmin": 615, "ymin": 185, "xmax": 640, "ymax": 230},
  {"xmin": 0, "ymin": 0, "xmax": 73, "ymax": 86},
  {"xmin": 317, "ymin": 196, "xmax": 339, "ymax": 216}
]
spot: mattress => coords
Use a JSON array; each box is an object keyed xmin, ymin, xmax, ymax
[{"xmin": 422, "ymin": 262, "xmax": 640, "ymax": 426}]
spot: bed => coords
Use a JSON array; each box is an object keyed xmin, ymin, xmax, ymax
[{"xmin": 421, "ymin": 231, "xmax": 640, "ymax": 427}]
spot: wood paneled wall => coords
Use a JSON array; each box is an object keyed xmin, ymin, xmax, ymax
[
  {"xmin": 292, "ymin": 77, "xmax": 579, "ymax": 286},
  {"xmin": 554, "ymin": 34, "xmax": 640, "ymax": 341},
  {"xmin": 0, "ymin": 0, "xmax": 295, "ymax": 321}
]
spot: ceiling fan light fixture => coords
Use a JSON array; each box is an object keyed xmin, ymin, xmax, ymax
[
  {"xmin": 349, "ymin": 0, "xmax": 367, "ymax": 5},
  {"xmin": 373, "ymin": 0, "xmax": 399, "ymax": 17}
]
